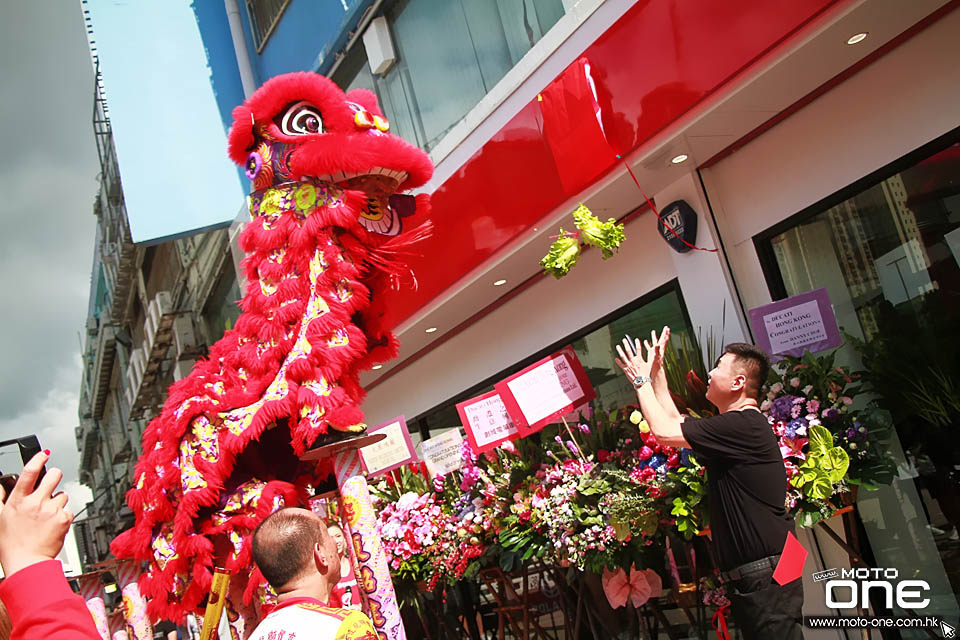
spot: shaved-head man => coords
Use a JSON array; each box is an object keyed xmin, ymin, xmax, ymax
[{"xmin": 248, "ymin": 508, "xmax": 377, "ymax": 640}]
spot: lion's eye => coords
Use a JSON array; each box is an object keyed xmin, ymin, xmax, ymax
[{"xmin": 277, "ymin": 101, "xmax": 323, "ymax": 136}]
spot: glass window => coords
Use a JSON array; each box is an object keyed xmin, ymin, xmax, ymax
[
  {"xmin": 755, "ymin": 132, "xmax": 960, "ymax": 628},
  {"xmin": 416, "ymin": 282, "xmax": 696, "ymax": 437},
  {"xmin": 246, "ymin": 0, "xmax": 290, "ymax": 51},
  {"xmin": 334, "ymin": 0, "xmax": 565, "ymax": 151}
]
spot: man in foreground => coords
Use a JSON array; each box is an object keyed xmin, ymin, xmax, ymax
[
  {"xmin": 615, "ymin": 327, "xmax": 802, "ymax": 639},
  {"xmin": 249, "ymin": 508, "xmax": 377, "ymax": 640}
]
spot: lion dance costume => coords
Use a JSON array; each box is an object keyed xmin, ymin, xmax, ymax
[{"xmin": 111, "ymin": 72, "xmax": 433, "ymax": 628}]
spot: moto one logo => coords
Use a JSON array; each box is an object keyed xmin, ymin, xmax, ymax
[{"xmin": 825, "ymin": 569, "xmax": 930, "ymax": 609}]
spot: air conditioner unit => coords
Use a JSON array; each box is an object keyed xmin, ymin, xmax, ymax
[
  {"xmin": 173, "ymin": 358, "xmax": 197, "ymax": 381},
  {"xmin": 128, "ymin": 346, "xmax": 145, "ymax": 387},
  {"xmin": 363, "ymin": 17, "xmax": 396, "ymax": 75},
  {"xmin": 173, "ymin": 315, "xmax": 197, "ymax": 359},
  {"xmin": 143, "ymin": 312, "xmax": 157, "ymax": 354},
  {"xmin": 86, "ymin": 317, "xmax": 99, "ymax": 336},
  {"xmin": 154, "ymin": 290, "xmax": 173, "ymax": 317}
]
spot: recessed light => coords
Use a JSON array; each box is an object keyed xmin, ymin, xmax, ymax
[
  {"xmin": 493, "ymin": 279, "xmax": 507, "ymax": 286},
  {"xmin": 425, "ymin": 327, "xmax": 438, "ymax": 333},
  {"xmin": 372, "ymin": 364, "xmax": 383, "ymax": 370},
  {"xmin": 671, "ymin": 154, "xmax": 688, "ymax": 164},
  {"xmin": 846, "ymin": 32, "xmax": 868, "ymax": 45}
]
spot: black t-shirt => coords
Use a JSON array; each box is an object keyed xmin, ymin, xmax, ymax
[{"xmin": 681, "ymin": 409, "xmax": 793, "ymax": 570}]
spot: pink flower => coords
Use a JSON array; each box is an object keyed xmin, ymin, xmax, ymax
[
  {"xmin": 779, "ymin": 437, "xmax": 808, "ymax": 460},
  {"xmin": 841, "ymin": 396, "xmax": 853, "ymax": 405},
  {"xmin": 790, "ymin": 377, "xmax": 801, "ymax": 388},
  {"xmin": 639, "ymin": 446, "xmax": 654, "ymax": 459}
]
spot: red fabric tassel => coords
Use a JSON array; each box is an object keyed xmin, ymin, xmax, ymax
[{"xmin": 712, "ymin": 605, "xmax": 731, "ymax": 640}]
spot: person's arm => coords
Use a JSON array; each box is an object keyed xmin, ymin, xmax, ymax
[
  {"xmin": 0, "ymin": 452, "xmax": 102, "ymax": 640},
  {"xmin": 616, "ymin": 334, "xmax": 690, "ymax": 448},
  {"xmin": 0, "ymin": 560, "xmax": 102, "ymax": 640},
  {"xmin": 643, "ymin": 327, "xmax": 683, "ymax": 422}
]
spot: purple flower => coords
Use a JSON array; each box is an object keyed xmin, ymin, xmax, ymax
[
  {"xmin": 785, "ymin": 418, "xmax": 807, "ymax": 438},
  {"xmin": 578, "ymin": 423, "xmax": 590, "ymax": 434},
  {"xmin": 770, "ymin": 395, "xmax": 802, "ymax": 422}
]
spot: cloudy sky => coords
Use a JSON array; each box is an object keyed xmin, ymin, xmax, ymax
[{"xmin": 0, "ymin": 2, "xmax": 98, "ymax": 518}]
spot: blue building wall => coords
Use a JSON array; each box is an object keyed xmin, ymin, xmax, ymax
[
  {"xmin": 193, "ymin": 0, "xmax": 373, "ymax": 132},
  {"xmin": 256, "ymin": 0, "xmax": 373, "ymax": 79},
  {"xmin": 191, "ymin": 1, "xmax": 249, "ymax": 135}
]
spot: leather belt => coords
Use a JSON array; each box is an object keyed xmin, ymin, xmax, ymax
[{"xmin": 720, "ymin": 554, "xmax": 781, "ymax": 583}]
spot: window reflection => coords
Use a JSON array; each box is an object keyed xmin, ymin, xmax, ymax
[
  {"xmin": 762, "ymin": 138, "xmax": 960, "ymax": 628},
  {"xmin": 332, "ymin": 0, "xmax": 566, "ymax": 151}
]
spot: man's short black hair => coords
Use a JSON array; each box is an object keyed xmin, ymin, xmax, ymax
[
  {"xmin": 723, "ymin": 342, "xmax": 771, "ymax": 400},
  {"xmin": 252, "ymin": 508, "xmax": 324, "ymax": 590}
]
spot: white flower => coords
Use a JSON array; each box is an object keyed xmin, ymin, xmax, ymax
[
  {"xmin": 790, "ymin": 377, "xmax": 801, "ymax": 388},
  {"xmin": 396, "ymin": 492, "xmax": 419, "ymax": 510},
  {"xmin": 802, "ymin": 385, "xmax": 814, "ymax": 396},
  {"xmin": 771, "ymin": 382, "xmax": 784, "ymax": 394}
]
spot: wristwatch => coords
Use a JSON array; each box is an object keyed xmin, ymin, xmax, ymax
[{"xmin": 632, "ymin": 375, "xmax": 651, "ymax": 388}]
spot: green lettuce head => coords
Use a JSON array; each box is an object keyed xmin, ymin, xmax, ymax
[
  {"xmin": 571, "ymin": 204, "xmax": 625, "ymax": 259},
  {"xmin": 539, "ymin": 232, "xmax": 581, "ymax": 279}
]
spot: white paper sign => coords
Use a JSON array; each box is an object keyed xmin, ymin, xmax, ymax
[
  {"xmin": 460, "ymin": 393, "xmax": 518, "ymax": 450},
  {"xmin": 420, "ymin": 429, "xmax": 464, "ymax": 479},
  {"xmin": 505, "ymin": 355, "xmax": 587, "ymax": 425},
  {"xmin": 359, "ymin": 420, "xmax": 416, "ymax": 476},
  {"xmin": 762, "ymin": 300, "xmax": 829, "ymax": 353}
]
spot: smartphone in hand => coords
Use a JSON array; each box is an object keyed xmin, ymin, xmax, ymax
[{"xmin": 0, "ymin": 435, "xmax": 46, "ymax": 501}]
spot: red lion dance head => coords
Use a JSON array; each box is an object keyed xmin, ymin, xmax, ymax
[{"xmin": 111, "ymin": 72, "xmax": 433, "ymax": 625}]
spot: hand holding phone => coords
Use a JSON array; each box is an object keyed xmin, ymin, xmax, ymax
[
  {"xmin": 0, "ymin": 450, "xmax": 72, "ymax": 578},
  {"xmin": 0, "ymin": 435, "xmax": 46, "ymax": 501}
]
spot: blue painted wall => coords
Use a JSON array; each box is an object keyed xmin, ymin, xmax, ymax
[
  {"xmin": 255, "ymin": 0, "xmax": 372, "ymax": 79},
  {"xmin": 193, "ymin": 0, "xmax": 374, "ymax": 128},
  {"xmin": 191, "ymin": 1, "xmax": 249, "ymax": 134}
]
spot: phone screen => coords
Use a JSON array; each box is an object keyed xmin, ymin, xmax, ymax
[{"xmin": 0, "ymin": 435, "xmax": 46, "ymax": 498}]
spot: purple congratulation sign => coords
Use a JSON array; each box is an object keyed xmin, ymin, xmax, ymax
[{"xmin": 748, "ymin": 288, "xmax": 842, "ymax": 358}]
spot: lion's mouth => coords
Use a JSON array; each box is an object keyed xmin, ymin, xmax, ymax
[{"xmin": 310, "ymin": 168, "xmax": 416, "ymax": 236}]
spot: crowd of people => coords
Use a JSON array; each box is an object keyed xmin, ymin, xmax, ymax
[{"xmin": 0, "ymin": 330, "xmax": 795, "ymax": 640}]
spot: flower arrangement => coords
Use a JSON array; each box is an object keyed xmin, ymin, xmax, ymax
[
  {"xmin": 762, "ymin": 350, "xmax": 896, "ymax": 526},
  {"xmin": 372, "ymin": 457, "xmax": 489, "ymax": 592},
  {"xmin": 369, "ymin": 343, "xmax": 896, "ymax": 627}
]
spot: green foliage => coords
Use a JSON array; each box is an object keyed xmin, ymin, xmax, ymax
[
  {"xmin": 790, "ymin": 425, "xmax": 849, "ymax": 500},
  {"xmin": 845, "ymin": 296, "xmax": 960, "ymax": 467},
  {"xmin": 539, "ymin": 232, "xmax": 581, "ymax": 279},
  {"xmin": 571, "ymin": 203, "xmax": 626, "ymax": 259},
  {"xmin": 539, "ymin": 204, "xmax": 626, "ymax": 278}
]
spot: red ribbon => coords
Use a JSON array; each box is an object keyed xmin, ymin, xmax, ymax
[
  {"xmin": 712, "ymin": 605, "xmax": 731, "ymax": 640},
  {"xmin": 618, "ymin": 156, "xmax": 718, "ymax": 254}
]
